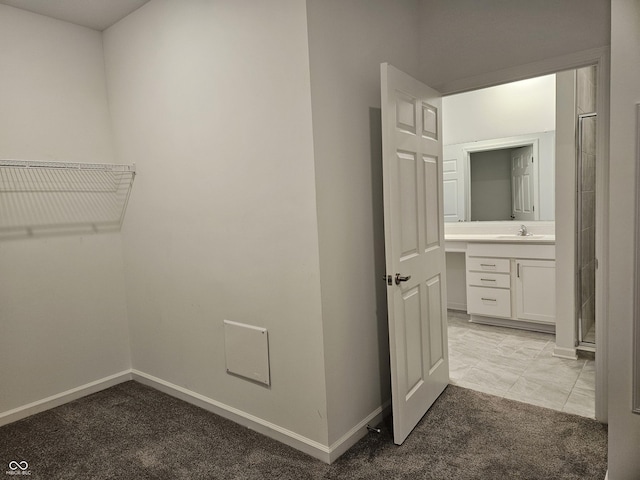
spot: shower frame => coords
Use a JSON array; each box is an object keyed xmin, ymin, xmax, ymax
[{"xmin": 576, "ymin": 112, "xmax": 597, "ymax": 350}]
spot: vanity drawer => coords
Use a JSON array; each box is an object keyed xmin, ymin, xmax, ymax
[
  {"xmin": 467, "ymin": 271, "xmax": 511, "ymax": 289},
  {"xmin": 467, "ymin": 286, "xmax": 512, "ymax": 318},
  {"xmin": 466, "ymin": 257, "xmax": 510, "ymax": 273}
]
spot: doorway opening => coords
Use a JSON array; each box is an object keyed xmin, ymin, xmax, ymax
[
  {"xmin": 381, "ymin": 51, "xmax": 609, "ymax": 446},
  {"xmin": 442, "ymin": 64, "xmax": 602, "ymax": 420}
]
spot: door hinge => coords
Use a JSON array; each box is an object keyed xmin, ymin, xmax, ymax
[
  {"xmin": 595, "ymin": 258, "xmax": 599, "ymax": 269},
  {"xmin": 533, "ymin": 205, "xmax": 535, "ymax": 212}
]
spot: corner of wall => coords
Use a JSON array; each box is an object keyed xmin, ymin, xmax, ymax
[
  {"xmin": 306, "ymin": 0, "xmax": 420, "ymax": 449},
  {"xmin": 554, "ymin": 70, "xmax": 577, "ymax": 356}
]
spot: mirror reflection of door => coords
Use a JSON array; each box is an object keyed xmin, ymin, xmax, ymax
[
  {"xmin": 469, "ymin": 148, "xmax": 513, "ymax": 221},
  {"xmin": 467, "ymin": 144, "xmax": 537, "ymax": 221},
  {"xmin": 511, "ymin": 145, "xmax": 536, "ymax": 221}
]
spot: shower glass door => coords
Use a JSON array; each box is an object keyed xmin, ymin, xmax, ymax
[{"xmin": 577, "ymin": 112, "xmax": 597, "ymax": 347}]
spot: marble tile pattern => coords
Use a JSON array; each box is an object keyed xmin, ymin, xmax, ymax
[{"xmin": 448, "ymin": 311, "xmax": 596, "ymax": 418}]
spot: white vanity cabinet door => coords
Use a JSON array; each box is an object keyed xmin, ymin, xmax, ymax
[{"xmin": 515, "ymin": 259, "xmax": 556, "ymax": 324}]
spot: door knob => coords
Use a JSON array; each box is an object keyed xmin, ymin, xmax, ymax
[{"xmin": 395, "ymin": 273, "xmax": 411, "ymax": 285}]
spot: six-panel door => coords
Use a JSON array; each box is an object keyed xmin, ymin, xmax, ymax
[{"xmin": 381, "ymin": 63, "xmax": 449, "ymax": 446}]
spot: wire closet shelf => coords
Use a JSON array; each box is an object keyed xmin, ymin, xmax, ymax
[{"xmin": 0, "ymin": 159, "xmax": 136, "ymax": 238}]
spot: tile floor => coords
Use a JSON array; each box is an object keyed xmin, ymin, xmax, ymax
[{"xmin": 448, "ymin": 310, "xmax": 596, "ymax": 418}]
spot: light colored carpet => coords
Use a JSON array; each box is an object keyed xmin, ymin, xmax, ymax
[{"xmin": 0, "ymin": 381, "xmax": 607, "ymax": 479}]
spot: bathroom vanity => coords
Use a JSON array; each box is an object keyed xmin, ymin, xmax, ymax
[{"xmin": 445, "ymin": 226, "xmax": 556, "ymax": 333}]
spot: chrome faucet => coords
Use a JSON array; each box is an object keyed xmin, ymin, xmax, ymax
[{"xmin": 518, "ymin": 224, "xmax": 529, "ymax": 236}]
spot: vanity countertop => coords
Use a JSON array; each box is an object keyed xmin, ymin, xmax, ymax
[{"xmin": 445, "ymin": 233, "xmax": 555, "ymax": 244}]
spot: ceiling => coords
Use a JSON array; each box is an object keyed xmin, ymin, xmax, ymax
[{"xmin": 0, "ymin": 0, "xmax": 150, "ymax": 31}]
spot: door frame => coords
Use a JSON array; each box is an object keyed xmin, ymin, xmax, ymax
[{"xmin": 439, "ymin": 46, "xmax": 610, "ymax": 423}]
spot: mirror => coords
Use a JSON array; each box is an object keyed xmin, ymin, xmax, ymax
[
  {"xmin": 441, "ymin": 74, "xmax": 556, "ymax": 222},
  {"xmin": 443, "ymin": 132, "xmax": 555, "ymax": 222}
]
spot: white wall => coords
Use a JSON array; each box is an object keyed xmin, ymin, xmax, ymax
[
  {"xmin": 418, "ymin": 0, "xmax": 610, "ymax": 91},
  {"xmin": 305, "ymin": 0, "xmax": 420, "ymax": 446},
  {"xmin": 553, "ymin": 70, "xmax": 578, "ymax": 359},
  {"xmin": 103, "ymin": 0, "xmax": 329, "ymax": 446},
  {"xmin": 442, "ymin": 75, "xmax": 556, "ymax": 146},
  {"xmin": 0, "ymin": 5, "xmax": 130, "ymax": 414},
  {"xmin": 608, "ymin": 0, "xmax": 640, "ymax": 477},
  {"xmin": 445, "ymin": 252, "xmax": 467, "ymax": 310},
  {"xmin": 0, "ymin": 6, "xmax": 117, "ymax": 163},
  {"xmin": 442, "ymin": 77, "xmax": 556, "ymax": 223}
]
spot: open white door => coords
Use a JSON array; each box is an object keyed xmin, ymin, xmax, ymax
[
  {"xmin": 381, "ymin": 63, "xmax": 449, "ymax": 445},
  {"xmin": 511, "ymin": 145, "xmax": 536, "ymax": 221}
]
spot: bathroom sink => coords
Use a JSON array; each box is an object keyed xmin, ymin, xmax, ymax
[{"xmin": 496, "ymin": 234, "xmax": 547, "ymax": 240}]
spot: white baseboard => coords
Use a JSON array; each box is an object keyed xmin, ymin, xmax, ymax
[
  {"xmin": 131, "ymin": 370, "xmax": 331, "ymax": 462},
  {"xmin": 131, "ymin": 369, "xmax": 388, "ymax": 464},
  {"xmin": 327, "ymin": 401, "xmax": 391, "ymax": 463},
  {"xmin": 553, "ymin": 346, "xmax": 578, "ymax": 360},
  {"xmin": 0, "ymin": 368, "xmax": 388, "ymax": 465},
  {"xmin": 470, "ymin": 314, "xmax": 555, "ymax": 334},
  {"xmin": 446, "ymin": 302, "xmax": 467, "ymax": 312},
  {"xmin": 0, "ymin": 370, "xmax": 132, "ymax": 427}
]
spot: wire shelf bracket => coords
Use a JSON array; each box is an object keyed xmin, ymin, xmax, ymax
[{"xmin": 0, "ymin": 159, "xmax": 136, "ymax": 239}]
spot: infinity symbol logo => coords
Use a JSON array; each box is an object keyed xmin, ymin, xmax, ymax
[{"xmin": 8, "ymin": 461, "xmax": 28, "ymax": 471}]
